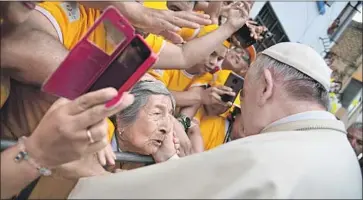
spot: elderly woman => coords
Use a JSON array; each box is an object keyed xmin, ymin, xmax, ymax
[{"xmin": 110, "ymin": 80, "xmax": 180, "ymax": 169}]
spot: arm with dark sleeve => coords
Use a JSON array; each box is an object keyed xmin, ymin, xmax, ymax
[{"xmin": 153, "ymin": 22, "xmax": 236, "ymax": 69}]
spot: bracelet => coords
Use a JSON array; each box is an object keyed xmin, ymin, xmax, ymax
[{"xmin": 14, "ymin": 136, "xmax": 52, "ymax": 176}]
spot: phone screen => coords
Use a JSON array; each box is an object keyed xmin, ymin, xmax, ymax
[
  {"xmin": 234, "ymin": 24, "xmax": 256, "ymax": 48},
  {"xmin": 88, "ymin": 37, "xmax": 151, "ymax": 92}
]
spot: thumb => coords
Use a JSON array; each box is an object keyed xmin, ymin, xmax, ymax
[{"xmin": 46, "ymin": 97, "xmax": 71, "ymax": 113}]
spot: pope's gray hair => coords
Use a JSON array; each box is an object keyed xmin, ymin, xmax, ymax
[
  {"xmin": 116, "ymin": 80, "xmax": 176, "ymax": 128},
  {"xmin": 250, "ymin": 54, "xmax": 330, "ymax": 110}
]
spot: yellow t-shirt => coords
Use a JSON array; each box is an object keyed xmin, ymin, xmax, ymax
[
  {"xmin": 144, "ymin": 34, "xmax": 166, "ymax": 55},
  {"xmin": 143, "ymin": 1, "xmax": 168, "ymax": 10},
  {"xmin": 194, "ymin": 108, "xmax": 227, "ymax": 150},
  {"xmin": 0, "ymin": 76, "xmax": 10, "ymax": 109},
  {"xmin": 149, "ymin": 69, "xmax": 210, "ymax": 92},
  {"xmin": 178, "ymin": 24, "xmax": 231, "ymax": 48},
  {"xmin": 36, "ymin": 2, "xmax": 115, "ymax": 141},
  {"xmin": 192, "ymin": 70, "xmax": 243, "ymax": 150}
]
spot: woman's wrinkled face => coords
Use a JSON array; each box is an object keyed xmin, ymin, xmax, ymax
[{"xmin": 126, "ymin": 95, "xmax": 173, "ymax": 155}]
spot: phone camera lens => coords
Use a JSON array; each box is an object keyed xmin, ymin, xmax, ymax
[{"xmin": 232, "ymin": 79, "xmax": 238, "ymax": 84}]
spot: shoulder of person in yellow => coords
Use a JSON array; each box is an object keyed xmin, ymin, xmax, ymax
[
  {"xmin": 144, "ymin": 33, "xmax": 166, "ymax": 54},
  {"xmin": 36, "ymin": 2, "xmax": 104, "ymax": 50}
]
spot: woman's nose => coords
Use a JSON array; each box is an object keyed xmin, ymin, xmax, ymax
[{"xmin": 158, "ymin": 115, "xmax": 172, "ymax": 134}]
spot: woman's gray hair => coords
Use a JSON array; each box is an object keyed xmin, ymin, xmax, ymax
[
  {"xmin": 116, "ymin": 80, "xmax": 176, "ymax": 128},
  {"xmin": 250, "ymin": 54, "xmax": 330, "ymax": 110}
]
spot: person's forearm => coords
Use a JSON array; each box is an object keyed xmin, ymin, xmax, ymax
[
  {"xmin": 182, "ymin": 22, "xmax": 235, "ymax": 63},
  {"xmin": 180, "ymin": 104, "xmax": 200, "ymax": 119},
  {"xmin": 80, "ymin": 1, "xmax": 145, "ymax": 29},
  {"xmin": 188, "ymin": 126, "xmax": 204, "ymax": 154},
  {"xmin": 194, "ymin": 1, "xmax": 209, "ymax": 12},
  {"xmin": 171, "ymin": 90, "xmax": 202, "ymax": 107},
  {"xmin": 1, "ymin": 27, "xmax": 68, "ymax": 86},
  {"xmin": 154, "ymin": 22, "xmax": 236, "ymax": 69},
  {"xmin": 1, "ymin": 144, "xmax": 40, "ymax": 199}
]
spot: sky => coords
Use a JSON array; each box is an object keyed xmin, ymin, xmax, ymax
[{"xmin": 352, "ymin": 5, "xmax": 362, "ymax": 22}]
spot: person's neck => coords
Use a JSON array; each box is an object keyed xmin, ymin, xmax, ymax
[
  {"xmin": 266, "ymin": 100, "xmax": 327, "ymax": 126},
  {"xmin": 185, "ymin": 67, "xmax": 200, "ymax": 75},
  {"xmin": 117, "ymin": 135, "xmax": 133, "ymax": 153}
]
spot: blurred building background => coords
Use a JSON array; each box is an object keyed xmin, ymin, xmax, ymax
[{"xmin": 248, "ymin": 1, "xmax": 362, "ymax": 126}]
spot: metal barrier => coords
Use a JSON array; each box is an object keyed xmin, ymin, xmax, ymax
[{"xmin": 1, "ymin": 140, "xmax": 155, "ymax": 164}]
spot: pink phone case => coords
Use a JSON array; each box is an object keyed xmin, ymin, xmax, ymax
[{"xmin": 42, "ymin": 6, "xmax": 157, "ymax": 107}]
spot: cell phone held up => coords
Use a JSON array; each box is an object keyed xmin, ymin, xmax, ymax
[
  {"xmin": 221, "ymin": 72, "xmax": 244, "ymax": 103},
  {"xmin": 234, "ymin": 23, "xmax": 273, "ymax": 48},
  {"xmin": 42, "ymin": 6, "xmax": 157, "ymax": 107}
]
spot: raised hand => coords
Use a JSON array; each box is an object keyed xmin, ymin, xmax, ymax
[{"xmin": 24, "ymin": 88, "xmax": 134, "ymax": 169}]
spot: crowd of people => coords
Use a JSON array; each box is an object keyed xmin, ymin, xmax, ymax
[{"xmin": 0, "ymin": 1, "xmax": 362, "ymax": 199}]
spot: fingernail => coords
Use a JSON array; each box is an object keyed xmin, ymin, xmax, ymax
[{"xmin": 173, "ymin": 26, "xmax": 181, "ymax": 32}]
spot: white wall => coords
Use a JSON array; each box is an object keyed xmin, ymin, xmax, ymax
[{"xmin": 250, "ymin": 1, "xmax": 348, "ymax": 55}]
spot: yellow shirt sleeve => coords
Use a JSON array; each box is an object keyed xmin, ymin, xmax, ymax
[
  {"xmin": 147, "ymin": 69, "xmax": 173, "ymax": 87},
  {"xmin": 143, "ymin": 1, "xmax": 168, "ymax": 10},
  {"xmin": 178, "ymin": 27, "xmax": 200, "ymax": 41},
  {"xmin": 145, "ymin": 34, "xmax": 166, "ymax": 55},
  {"xmin": 0, "ymin": 76, "xmax": 10, "ymax": 109},
  {"xmin": 107, "ymin": 118, "xmax": 115, "ymax": 142}
]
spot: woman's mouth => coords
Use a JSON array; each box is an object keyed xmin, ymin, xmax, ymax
[{"xmin": 153, "ymin": 139, "xmax": 163, "ymax": 146}]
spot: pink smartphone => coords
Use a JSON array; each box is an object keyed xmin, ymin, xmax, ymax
[{"xmin": 42, "ymin": 6, "xmax": 157, "ymax": 107}]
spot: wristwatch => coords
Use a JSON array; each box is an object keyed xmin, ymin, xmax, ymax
[{"xmin": 176, "ymin": 114, "xmax": 191, "ymax": 133}]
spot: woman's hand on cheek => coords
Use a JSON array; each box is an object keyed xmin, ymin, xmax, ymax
[
  {"xmin": 151, "ymin": 130, "xmax": 177, "ymax": 163},
  {"xmin": 173, "ymin": 117, "xmax": 193, "ymax": 157},
  {"xmin": 173, "ymin": 131, "xmax": 181, "ymax": 155}
]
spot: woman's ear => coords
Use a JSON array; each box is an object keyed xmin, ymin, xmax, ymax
[{"xmin": 258, "ymin": 68, "xmax": 273, "ymax": 106}]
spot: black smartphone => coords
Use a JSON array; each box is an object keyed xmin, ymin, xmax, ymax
[
  {"xmin": 233, "ymin": 24, "xmax": 256, "ymax": 48},
  {"xmin": 234, "ymin": 23, "xmax": 273, "ymax": 48},
  {"xmin": 221, "ymin": 72, "xmax": 244, "ymax": 103}
]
